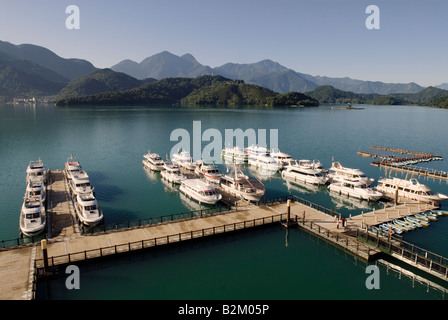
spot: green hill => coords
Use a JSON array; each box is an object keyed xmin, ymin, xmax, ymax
[
  {"xmin": 55, "ymin": 75, "xmax": 319, "ymax": 107},
  {"xmin": 55, "ymin": 68, "xmax": 152, "ymax": 100},
  {"xmin": 421, "ymin": 95, "xmax": 448, "ymax": 108},
  {"xmin": 305, "ymin": 85, "xmax": 376, "ymax": 104}
]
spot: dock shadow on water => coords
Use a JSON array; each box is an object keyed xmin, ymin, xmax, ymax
[{"xmin": 36, "ymin": 224, "xmax": 448, "ymax": 300}]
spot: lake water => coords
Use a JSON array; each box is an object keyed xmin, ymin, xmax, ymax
[{"xmin": 2, "ymin": 103, "xmax": 448, "ymax": 300}]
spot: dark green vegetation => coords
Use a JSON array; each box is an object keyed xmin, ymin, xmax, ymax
[
  {"xmin": 305, "ymin": 85, "xmax": 448, "ymax": 108},
  {"xmin": 55, "ymin": 69, "xmax": 155, "ymax": 100},
  {"xmin": 55, "ymin": 76, "xmax": 320, "ymax": 107}
]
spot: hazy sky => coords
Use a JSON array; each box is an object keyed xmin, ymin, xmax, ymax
[{"xmin": 0, "ymin": 0, "xmax": 447, "ymax": 87}]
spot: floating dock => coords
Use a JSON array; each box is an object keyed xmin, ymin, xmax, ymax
[{"xmin": 1, "ymin": 170, "xmax": 448, "ymax": 300}]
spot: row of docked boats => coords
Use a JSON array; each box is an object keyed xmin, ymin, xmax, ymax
[
  {"xmin": 65, "ymin": 156, "xmax": 103, "ymax": 227},
  {"xmin": 373, "ymin": 209, "xmax": 448, "ymax": 236},
  {"xmin": 143, "ymin": 150, "xmax": 266, "ymax": 205},
  {"xmin": 20, "ymin": 159, "xmax": 48, "ymax": 237}
]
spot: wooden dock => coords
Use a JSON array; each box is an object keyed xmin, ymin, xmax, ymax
[
  {"xmin": 371, "ymin": 161, "xmax": 448, "ymax": 181},
  {"xmin": 1, "ymin": 171, "xmax": 447, "ymax": 300}
]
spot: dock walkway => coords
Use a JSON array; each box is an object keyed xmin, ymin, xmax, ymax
[{"xmin": 1, "ymin": 170, "xmax": 447, "ymax": 300}]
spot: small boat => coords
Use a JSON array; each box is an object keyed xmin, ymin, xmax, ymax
[
  {"xmin": 142, "ymin": 151, "xmax": 165, "ymax": 171},
  {"xmin": 180, "ymin": 179, "xmax": 222, "ymax": 205},
  {"xmin": 65, "ymin": 155, "xmax": 83, "ymax": 181},
  {"xmin": 25, "ymin": 177, "xmax": 46, "ymax": 204},
  {"xmin": 384, "ymin": 223, "xmax": 403, "ymax": 235},
  {"xmin": 194, "ymin": 160, "xmax": 222, "ymax": 184},
  {"xmin": 20, "ymin": 198, "xmax": 46, "ymax": 237},
  {"xmin": 375, "ymin": 178, "xmax": 448, "ymax": 204},
  {"xmin": 220, "ymin": 166, "xmax": 265, "ymax": 202},
  {"xmin": 328, "ymin": 180, "xmax": 383, "ymax": 201},
  {"xmin": 414, "ymin": 213, "xmax": 430, "ymax": 222},
  {"xmin": 26, "ymin": 159, "xmax": 47, "ymax": 185},
  {"xmin": 69, "ymin": 171, "xmax": 94, "ymax": 197},
  {"xmin": 403, "ymin": 216, "xmax": 424, "ymax": 228},
  {"xmin": 160, "ymin": 163, "xmax": 187, "ymax": 184},
  {"xmin": 393, "ymin": 219, "xmax": 413, "ymax": 231},
  {"xmin": 407, "ymin": 216, "xmax": 429, "ymax": 227},
  {"xmin": 74, "ymin": 192, "xmax": 103, "ymax": 226},
  {"xmin": 282, "ymin": 163, "xmax": 328, "ymax": 185},
  {"xmin": 424, "ymin": 211, "xmax": 438, "ymax": 221},
  {"xmin": 328, "ymin": 162, "xmax": 374, "ymax": 186},
  {"xmin": 431, "ymin": 209, "xmax": 448, "ymax": 216},
  {"xmin": 172, "ymin": 150, "xmax": 196, "ymax": 171}
]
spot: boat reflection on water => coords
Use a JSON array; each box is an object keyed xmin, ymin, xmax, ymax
[
  {"xmin": 283, "ymin": 177, "xmax": 326, "ymax": 195},
  {"xmin": 329, "ymin": 192, "xmax": 380, "ymax": 211},
  {"xmin": 248, "ymin": 166, "xmax": 280, "ymax": 181}
]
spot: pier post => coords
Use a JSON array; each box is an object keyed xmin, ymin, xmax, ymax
[
  {"xmin": 41, "ymin": 239, "xmax": 49, "ymax": 272},
  {"xmin": 286, "ymin": 200, "xmax": 290, "ymax": 225}
]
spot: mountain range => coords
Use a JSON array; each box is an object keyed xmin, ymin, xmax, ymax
[
  {"xmin": 111, "ymin": 51, "xmax": 428, "ymax": 95},
  {"xmin": 1, "ymin": 40, "xmax": 448, "ymax": 104}
]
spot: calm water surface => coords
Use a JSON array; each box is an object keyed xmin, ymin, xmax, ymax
[{"xmin": 1, "ymin": 103, "xmax": 448, "ymax": 299}]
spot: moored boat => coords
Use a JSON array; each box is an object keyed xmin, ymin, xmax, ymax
[
  {"xmin": 328, "ymin": 162, "xmax": 374, "ymax": 186},
  {"xmin": 375, "ymin": 177, "xmax": 448, "ymax": 204},
  {"xmin": 74, "ymin": 192, "xmax": 103, "ymax": 226},
  {"xmin": 26, "ymin": 159, "xmax": 47, "ymax": 185},
  {"xmin": 172, "ymin": 150, "xmax": 196, "ymax": 171},
  {"xmin": 69, "ymin": 171, "xmax": 94, "ymax": 197},
  {"xmin": 180, "ymin": 179, "xmax": 222, "ymax": 205},
  {"xmin": 194, "ymin": 160, "xmax": 222, "ymax": 184},
  {"xmin": 328, "ymin": 180, "xmax": 383, "ymax": 201},
  {"xmin": 143, "ymin": 151, "xmax": 165, "ymax": 171},
  {"xmin": 270, "ymin": 149, "xmax": 296, "ymax": 168},
  {"xmin": 220, "ymin": 166, "xmax": 265, "ymax": 202},
  {"xmin": 25, "ymin": 177, "xmax": 46, "ymax": 204},
  {"xmin": 160, "ymin": 162, "xmax": 187, "ymax": 184},
  {"xmin": 281, "ymin": 163, "xmax": 328, "ymax": 185},
  {"xmin": 65, "ymin": 155, "xmax": 83, "ymax": 181},
  {"xmin": 20, "ymin": 198, "xmax": 46, "ymax": 237}
]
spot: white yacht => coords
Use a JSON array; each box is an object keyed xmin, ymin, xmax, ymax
[
  {"xmin": 142, "ymin": 151, "xmax": 165, "ymax": 171},
  {"xmin": 65, "ymin": 156, "xmax": 83, "ymax": 181},
  {"xmin": 69, "ymin": 171, "xmax": 94, "ymax": 197},
  {"xmin": 376, "ymin": 178, "xmax": 448, "ymax": 204},
  {"xmin": 26, "ymin": 159, "xmax": 47, "ymax": 185},
  {"xmin": 328, "ymin": 162, "xmax": 374, "ymax": 186},
  {"xmin": 74, "ymin": 192, "xmax": 103, "ymax": 226},
  {"xmin": 248, "ymin": 153, "xmax": 279, "ymax": 171},
  {"xmin": 220, "ymin": 167, "xmax": 265, "ymax": 202},
  {"xmin": 270, "ymin": 149, "xmax": 296, "ymax": 168},
  {"xmin": 297, "ymin": 159, "xmax": 327, "ymax": 173},
  {"xmin": 20, "ymin": 198, "xmax": 46, "ymax": 237},
  {"xmin": 282, "ymin": 163, "xmax": 328, "ymax": 185},
  {"xmin": 25, "ymin": 177, "xmax": 46, "ymax": 204},
  {"xmin": 161, "ymin": 163, "xmax": 187, "ymax": 184},
  {"xmin": 246, "ymin": 145, "xmax": 269, "ymax": 161},
  {"xmin": 328, "ymin": 180, "xmax": 383, "ymax": 201},
  {"xmin": 194, "ymin": 160, "xmax": 222, "ymax": 184},
  {"xmin": 172, "ymin": 150, "xmax": 196, "ymax": 171},
  {"xmin": 180, "ymin": 179, "xmax": 222, "ymax": 205},
  {"xmin": 221, "ymin": 146, "xmax": 247, "ymax": 163}
]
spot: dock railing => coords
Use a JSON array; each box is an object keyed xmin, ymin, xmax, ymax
[
  {"xmin": 357, "ymin": 229, "xmax": 448, "ymax": 279},
  {"xmin": 34, "ymin": 213, "xmax": 292, "ymax": 269}
]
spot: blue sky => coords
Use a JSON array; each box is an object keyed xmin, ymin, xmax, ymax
[{"xmin": 0, "ymin": 0, "xmax": 447, "ymax": 86}]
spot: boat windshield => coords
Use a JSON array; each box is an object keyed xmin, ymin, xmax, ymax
[
  {"xmin": 26, "ymin": 213, "xmax": 40, "ymax": 219},
  {"xmin": 85, "ymin": 205, "xmax": 98, "ymax": 211}
]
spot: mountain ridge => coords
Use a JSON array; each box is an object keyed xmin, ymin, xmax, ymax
[{"xmin": 111, "ymin": 51, "xmax": 428, "ymax": 95}]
